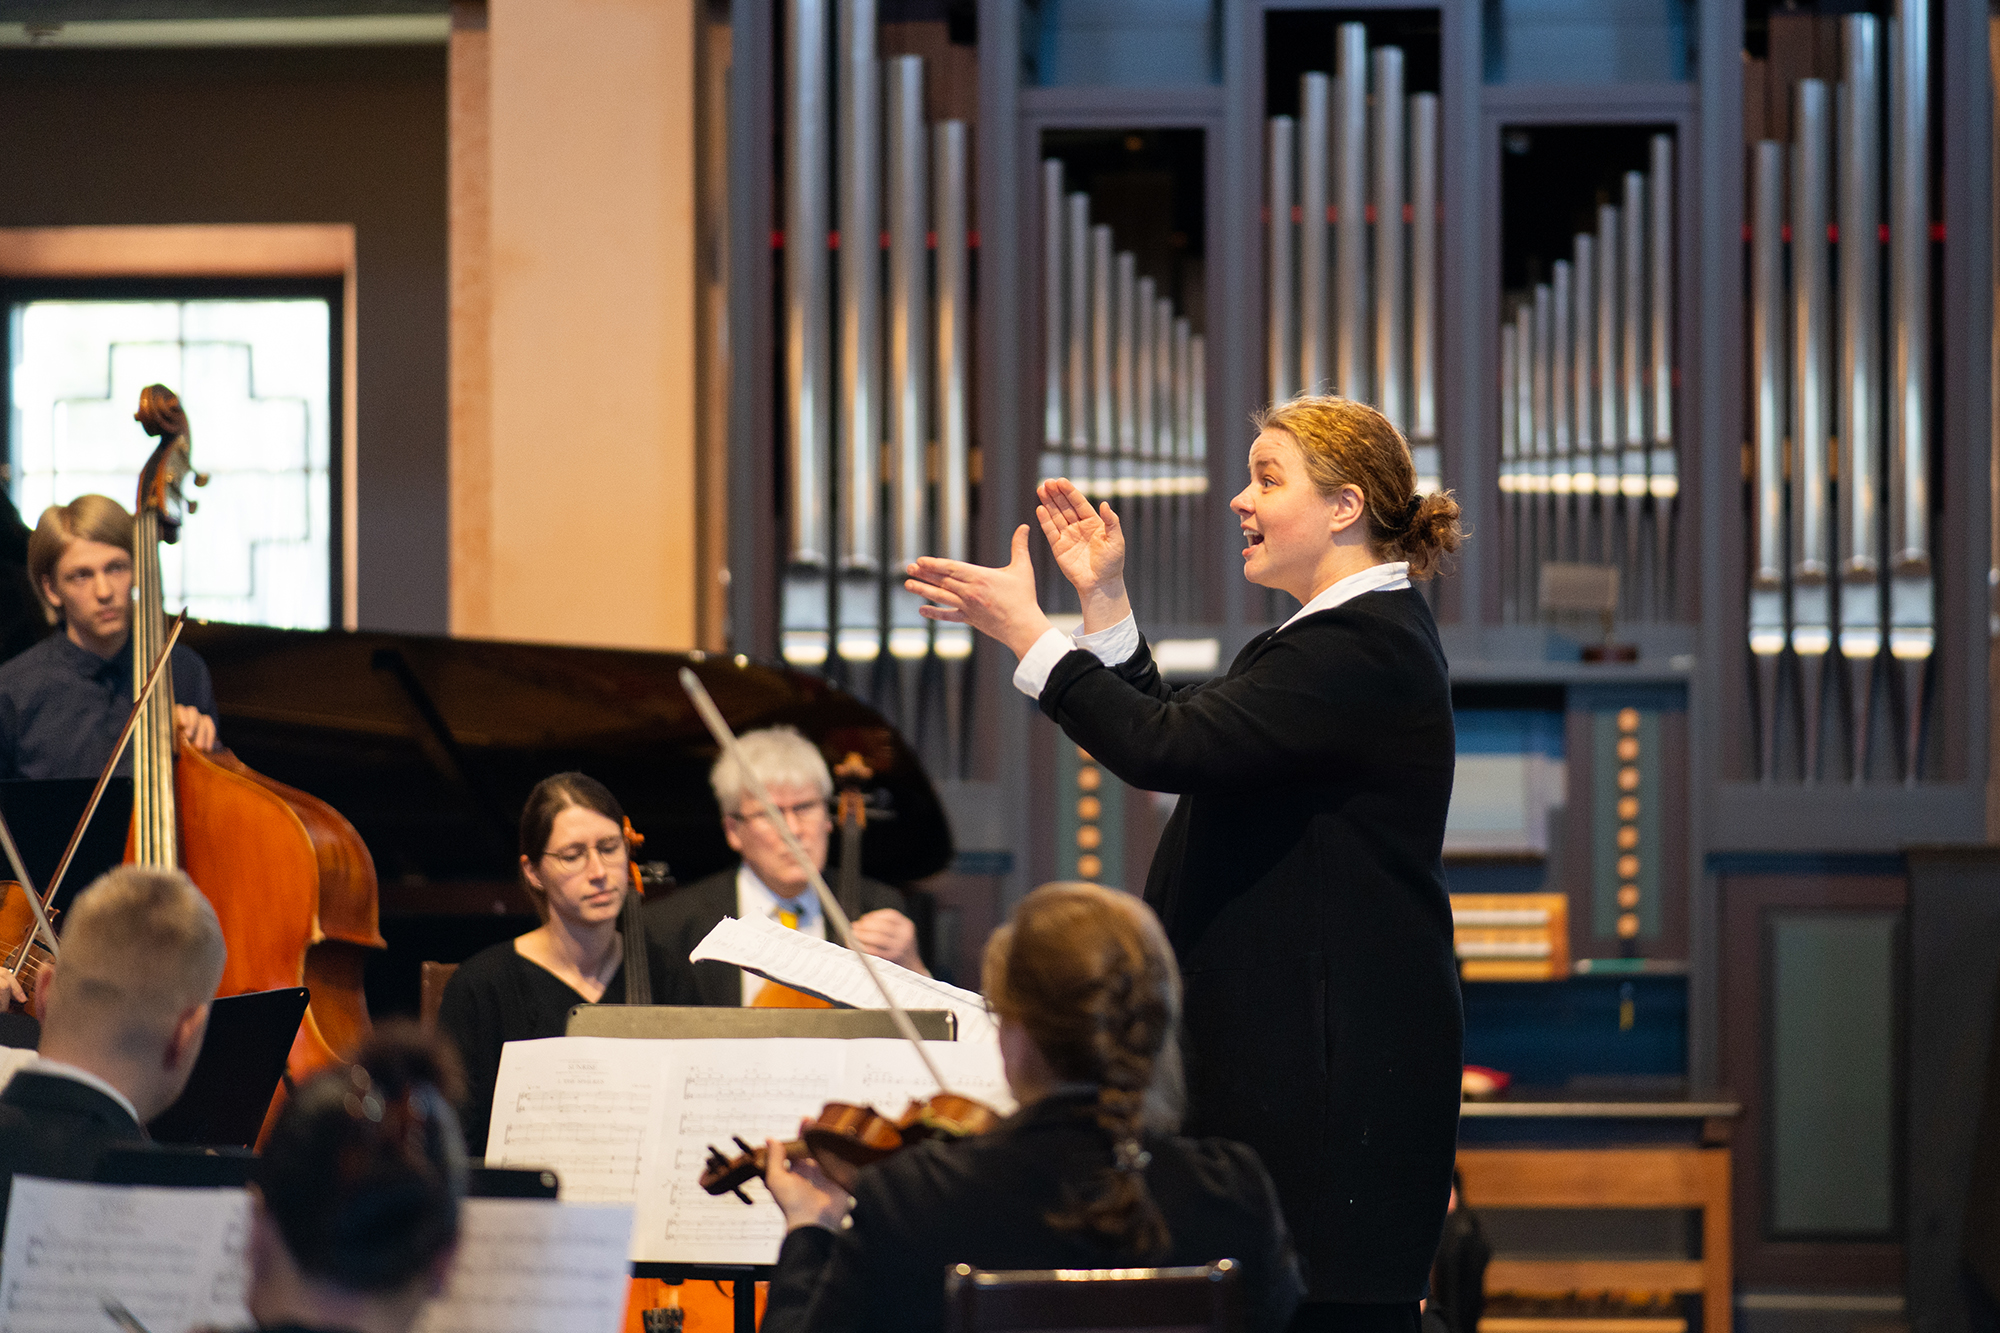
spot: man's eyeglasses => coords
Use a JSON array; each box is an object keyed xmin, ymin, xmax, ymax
[
  {"xmin": 727, "ymin": 798, "xmax": 830, "ymax": 828},
  {"xmin": 541, "ymin": 837, "xmax": 628, "ymax": 872}
]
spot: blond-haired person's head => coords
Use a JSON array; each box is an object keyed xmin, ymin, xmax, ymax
[
  {"xmin": 710, "ymin": 727, "xmax": 834, "ymax": 899},
  {"xmin": 35, "ymin": 866, "xmax": 226, "ymax": 1122},
  {"xmin": 27, "ymin": 494, "xmax": 136, "ymax": 653}
]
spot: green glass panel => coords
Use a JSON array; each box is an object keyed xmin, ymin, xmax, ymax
[{"xmin": 1769, "ymin": 911, "xmax": 1898, "ymax": 1237}]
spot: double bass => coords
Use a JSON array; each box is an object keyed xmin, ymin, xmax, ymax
[{"xmin": 127, "ymin": 385, "xmax": 385, "ymax": 1102}]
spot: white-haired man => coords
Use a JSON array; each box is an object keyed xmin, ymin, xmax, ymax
[
  {"xmin": 0, "ymin": 866, "xmax": 226, "ymax": 1215},
  {"xmin": 645, "ymin": 726, "xmax": 926, "ymax": 1004}
]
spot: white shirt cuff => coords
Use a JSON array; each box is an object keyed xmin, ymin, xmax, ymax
[
  {"xmin": 1074, "ymin": 614, "xmax": 1140, "ymax": 667},
  {"xmin": 1011, "ymin": 627, "xmax": 1075, "ymax": 699},
  {"xmin": 1010, "ymin": 616, "xmax": 1142, "ymax": 700}
]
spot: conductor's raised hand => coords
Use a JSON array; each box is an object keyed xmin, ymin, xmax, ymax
[
  {"xmin": 1035, "ymin": 478, "xmax": 1126, "ymax": 599},
  {"xmin": 905, "ymin": 525, "xmax": 1054, "ymax": 659}
]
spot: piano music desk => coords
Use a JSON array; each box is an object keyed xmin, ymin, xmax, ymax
[{"xmin": 1456, "ymin": 1094, "xmax": 1740, "ymax": 1333}]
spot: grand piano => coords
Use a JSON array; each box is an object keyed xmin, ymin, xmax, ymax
[{"xmin": 179, "ymin": 621, "xmax": 955, "ymax": 1016}]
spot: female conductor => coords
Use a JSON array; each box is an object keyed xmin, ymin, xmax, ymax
[
  {"xmin": 760, "ymin": 881, "xmax": 1302, "ymax": 1333},
  {"xmin": 905, "ymin": 395, "xmax": 1464, "ymax": 1333}
]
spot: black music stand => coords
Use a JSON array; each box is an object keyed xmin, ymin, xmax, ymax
[
  {"xmin": 469, "ymin": 1166, "xmax": 560, "ymax": 1199},
  {"xmin": 592, "ymin": 1006, "xmax": 961, "ymax": 1333},
  {"xmin": 94, "ymin": 1144, "xmax": 258, "ymax": 1189},
  {"xmin": 0, "ymin": 778, "xmax": 133, "ymax": 916},
  {"xmin": 148, "ymin": 987, "xmax": 308, "ymax": 1149}
]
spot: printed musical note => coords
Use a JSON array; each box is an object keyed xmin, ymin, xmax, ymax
[
  {"xmin": 0, "ymin": 1178, "xmax": 252, "ymax": 1333},
  {"xmin": 413, "ymin": 1199, "xmax": 632, "ymax": 1333}
]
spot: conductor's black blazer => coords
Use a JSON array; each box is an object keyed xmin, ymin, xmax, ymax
[
  {"xmin": 1038, "ymin": 588, "xmax": 1463, "ymax": 1303},
  {"xmin": 762, "ymin": 1091, "xmax": 1304, "ymax": 1333},
  {"xmin": 642, "ymin": 868, "xmax": 913, "ymax": 1006},
  {"xmin": 0, "ymin": 1068, "xmax": 146, "ymax": 1218}
]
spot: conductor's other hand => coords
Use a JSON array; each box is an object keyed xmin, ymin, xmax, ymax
[
  {"xmin": 1036, "ymin": 478, "xmax": 1126, "ymax": 598},
  {"xmin": 906, "ymin": 525, "xmax": 1053, "ymax": 658},
  {"xmin": 175, "ymin": 705, "xmax": 217, "ymax": 752},
  {"xmin": 766, "ymin": 1127, "xmax": 851, "ymax": 1233},
  {"xmin": 850, "ymin": 908, "xmax": 928, "ymax": 976}
]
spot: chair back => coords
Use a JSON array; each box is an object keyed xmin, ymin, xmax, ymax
[
  {"xmin": 420, "ymin": 960, "xmax": 460, "ymax": 1032},
  {"xmin": 945, "ymin": 1258, "xmax": 1242, "ymax": 1333}
]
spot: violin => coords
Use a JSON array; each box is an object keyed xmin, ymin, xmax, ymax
[
  {"xmin": 677, "ymin": 671, "xmax": 1004, "ymax": 1197},
  {"xmin": 700, "ymin": 1092, "xmax": 1001, "ymax": 1199}
]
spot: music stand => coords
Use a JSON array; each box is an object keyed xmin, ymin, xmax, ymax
[
  {"xmin": 148, "ymin": 987, "xmax": 308, "ymax": 1149},
  {"xmin": 603, "ymin": 1006, "xmax": 962, "ymax": 1333},
  {"xmin": 469, "ymin": 1166, "xmax": 560, "ymax": 1199},
  {"xmin": 0, "ymin": 778, "xmax": 133, "ymax": 916},
  {"xmin": 94, "ymin": 1145, "xmax": 258, "ymax": 1189}
]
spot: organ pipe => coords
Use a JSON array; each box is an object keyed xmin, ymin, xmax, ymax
[
  {"xmin": 1373, "ymin": 46, "xmax": 1407, "ymax": 429},
  {"xmin": 1410, "ymin": 93, "xmax": 1440, "ymax": 493},
  {"xmin": 1300, "ymin": 74, "xmax": 1331, "ymax": 394},
  {"xmin": 1551, "ymin": 259, "xmax": 1573, "ymax": 562},
  {"xmin": 1334, "ymin": 22, "xmax": 1369, "ymax": 397},
  {"xmin": 1791, "ymin": 80, "xmax": 1833, "ymax": 778},
  {"xmin": 1043, "ymin": 159, "xmax": 1066, "ymax": 455},
  {"xmin": 1595, "ymin": 202, "xmax": 1622, "ymax": 558},
  {"xmin": 1648, "ymin": 133, "xmax": 1677, "ymax": 613},
  {"xmin": 1268, "ymin": 115, "xmax": 1297, "ymax": 404},
  {"xmin": 1750, "ymin": 139, "xmax": 1788, "ymax": 781},
  {"xmin": 782, "ymin": 0, "xmax": 831, "ymax": 665},
  {"xmin": 1091, "ymin": 224, "xmax": 1114, "ymax": 474},
  {"xmin": 836, "ymin": 0, "xmax": 881, "ymax": 665},
  {"xmin": 1888, "ymin": 0, "xmax": 1932, "ymax": 782},
  {"xmin": 1620, "ymin": 170, "xmax": 1647, "ymax": 614},
  {"xmin": 885, "ymin": 55, "xmax": 928, "ymax": 665},
  {"xmin": 1572, "ymin": 232, "xmax": 1597, "ymax": 561},
  {"xmin": 1839, "ymin": 16, "xmax": 1883, "ymax": 784}
]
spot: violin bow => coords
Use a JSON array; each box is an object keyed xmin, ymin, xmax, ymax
[
  {"xmin": 1, "ymin": 611, "xmax": 188, "ymax": 976},
  {"xmin": 678, "ymin": 668, "xmax": 950, "ymax": 1093}
]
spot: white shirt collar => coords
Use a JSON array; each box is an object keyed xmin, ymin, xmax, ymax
[
  {"xmin": 1276, "ymin": 561, "xmax": 1411, "ymax": 634},
  {"xmin": 31, "ymin": 1056, "xmax": 142, "ymax": 1126}
]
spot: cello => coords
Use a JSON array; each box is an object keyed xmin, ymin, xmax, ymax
[{"xmin": 127, "ymin": 385, "xmax": 384, "ymax": 1103}]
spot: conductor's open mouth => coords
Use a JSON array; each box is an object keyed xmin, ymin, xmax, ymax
[{"xmin": 1243, "ymin": 531, "xmax": 1264, "ymax": 546}]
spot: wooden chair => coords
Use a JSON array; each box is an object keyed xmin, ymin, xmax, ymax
[
  {"xmin": 419, "ymin": 961, "xmax": 459, "ymax": 1032},
  {"xmin": 944, "ymin": 1259, "xmax": 1242, "ymax": 1333}
]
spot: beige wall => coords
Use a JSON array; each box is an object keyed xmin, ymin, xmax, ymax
[{"xmin": 451, "ymin": 0, "xmax": 699, "ymax": 650}]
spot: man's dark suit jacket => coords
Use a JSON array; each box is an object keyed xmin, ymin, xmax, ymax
[
  {"xmin": 762, "ymin": 1091, "xmax": 1304, "ymax": 1333},
  {"xmin": 0, "ymin": 1068, "xmax": 146, "ymax": 1217},
  {"xmin": 642, "ymin": 868, "xmax": 912, "ymax": 1006}
]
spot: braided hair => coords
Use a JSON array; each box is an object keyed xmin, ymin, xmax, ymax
[
  {"xmin": 1253, "ymin": 394, "xmax": 1465, "ymax": 579},
  {"xmin": 257, "ymin": 1022, "xmax": 469, "ymax": 1293},
  {"xmin": 982, "ymin": 882, "xmax": 1183, "ymax": 1257}
]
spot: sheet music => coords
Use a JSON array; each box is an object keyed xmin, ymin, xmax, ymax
[
  {"xmin": 690, "ymin": 914, "xmax": 999, "ymax": 1043},
  {"xmin": 0, "ymin": 1177, "xmax": 251, "ymax": 1333},
  {"xmin": 486, "ymin": 1035, "xmax": 1012, "ymax": 1266},
  {"xmin": 412, "ymin": 1199, "xmax": 632, "ymax": 1333},
  {"xmin": 483, "ymin": 1036, "xmax": 664, "ymax": 1204}
]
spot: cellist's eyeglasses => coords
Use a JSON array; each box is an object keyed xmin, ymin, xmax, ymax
[
  {"xmin": 726, "ymin": 799, "xmax": 829, "ymax": 829},
  {"xmin": 542, "ymin": 837, "xmax": 627, "ymax": 871}
]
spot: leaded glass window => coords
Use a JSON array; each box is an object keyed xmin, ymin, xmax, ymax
[{"xmin": 7, "ymin": 292, "xmax": 336, "ymax": 629}]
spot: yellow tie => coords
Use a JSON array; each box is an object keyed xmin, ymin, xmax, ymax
[{"xmin": 778, "ymin": 908, "xmax": 798, "ymax": 930}]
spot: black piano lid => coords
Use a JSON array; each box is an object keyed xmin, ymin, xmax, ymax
[{"xmin": 182, "ymin": 622, "xmax": 954, "ymax": 891}]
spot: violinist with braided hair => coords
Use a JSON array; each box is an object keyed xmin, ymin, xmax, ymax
[{"xmin": 759, "ymin": 881, "xmax": 1303, "ymax": 1333}]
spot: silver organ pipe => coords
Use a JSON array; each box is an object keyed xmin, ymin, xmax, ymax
[
  {"xmin": 1515, "ymin": 301, "xmax": 1535, "ymax": 615},
  {"xmin": 1091, "ymin": 224, "xmax": 1114, "ymax": 483},
  {"xmin": 1741, "ymin": 3, "xmax": 1936, "ymax": 783},
  {"xmin": 1299, "ymin": 74, "xmax": 1331, "ymax": 394},
  {"xmin": 1595, "ymin": 203, "xmax": 1622, "ymax": 562},
  {"xmin": 836, "ymin": 0, "xmax": 880, "ymax": 665},
  {"xmin": 1500, "ymin": 319, "xmax": 1520, "ymax": 622},
  {"xmin": 1648, "ymin": 133, "xmax": 1676, "ymax": 613},
  {"xmin": 1532, "ymin": 281, "xmax": 1552, "ymax": 614},
  {"xmin": 1750, "ymin": 139, "xmax": 1788, "ymax": 781},
  {"xmin": 1174, "ymin": 316, "xmax": 1194, "ymax": 619},
  {"xmin": 782, "ymin": 0, "xmax": 831, "ymax": 667},
  {"xmin": 1888, "ymin": 0, "xmax": 1932, "ymax": 781},
  {"xmin": 1409, "ymin": 93, "xmax": 1440, "ymax": 493},
  {"xmin": 1263, "ymin": 30, "xmax": 1439, "ymax": 494},
  {"xmin": 1791, "ymin": 80, "xmax": 1833, "ymax": 778},
  {"xmin": 1116, "ymin": 250, "xmax": 1137, "ymax": 470},
  {"xmin": 885, "ymin": 54, "xmax": 929, "ymax": 664},
  {"xmin": 1067, "ymin": 192, "xmax": 1090, "ymax": 457},
  {"xmin": 1373, "ymin": 46, "xmax": 1407, "ymax": 429},
  {"xmin": 1157, "ymin": 294, "xmax": 1179, "ymax": 616},
  {"xmin": 933, "ymin": 120, "xmax": 970, "ymax": 569},
  {"xmin": 1268, "ymin": 115, "xmax": 1297, "ymax": 404},
  {"xmin": 1043, "ymin": 159, "xmax": 1066, "ymax": 456},
  {"xmin": 1572, "ymin": 232, "xmax": 1597, "ymax": 562},
  {"xmin": 1840, "ymin": 16, "xmax": 1882, "ymax": 782},
  {"xmin": 1551, "ymin": 259, "xmax": 1573, "ymax": 563},
  {"xmin": 1620, "ymin": 169, "xmax": 1647, "ymax": 615},
  {"xmin": 1334, "ymin": 22, "xmax": 1369, "ymax": 398},
  {"xmin": 1135, "ymin": 274, "xmax": 1157, "ymax": 621}
]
